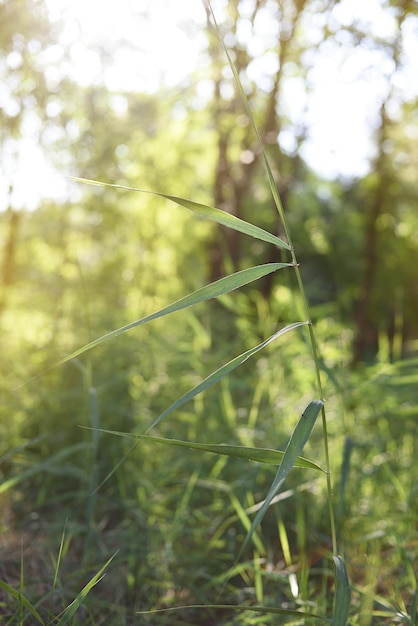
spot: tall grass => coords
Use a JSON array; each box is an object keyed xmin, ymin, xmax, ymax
[
  {"xmin": 17, "ymin": 3, "xmax": 350, "ymax": 623},
  {"xmin": 4, "ymin": 3, "xmax": 418, "ymax": 625},
  {"xmin": 0, "ymin": 533, "xmax": 117, "ymax": 626}
]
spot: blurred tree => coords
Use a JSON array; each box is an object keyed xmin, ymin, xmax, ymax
[
  {"xmin": 1, "ymin": 0, "xmax": 417, "ymax": 386},
  {"xmin": 0, "ymin": 0, "xmax": 54, "ymax": 320},
  {"xmin": 201, "ymin": 0, "xmax": 418, "ymax": 361},
  {"xmin": 346, "ymin": 0, "xmax": 418, "ymax": 362},
  {"xmin": 203, "ymin": 0, "xmax": 315, "ymax": 287},
  {"xmin": 0, "ymin": 0, "xmax": 214, "ymax": 345},
  {"xmin": 0, "ymin": 0, "xmax": 222, "ymax": 517}
]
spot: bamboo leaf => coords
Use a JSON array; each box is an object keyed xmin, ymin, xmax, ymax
[
  {"xmin": 68, "ymin": 176, "xmax": 291, "ymax": 250},
  {"xmin": 83, "ymin": 324, "xmax": 307, "ymax": 494},
  {"xmin": 141, "ymin": 435, "xmax": 324, "ymax": 471},
  {"xmin": 20, "ymin": 264, "xmax": 292, "ymax": 382},
  {"xmin": 86, "ymin": 430, "xmax": 324, "ymax": 472},
  {"xmin": 238, "ymin": 400, "xmax": 323, "ymax": 559},
  {"xmin": 145, "ymin": 322, "xmax": 308, "ymax": 434},
  {"xmin": 333, "ymin": 555, "xmax": 351, "ymax": 626}
]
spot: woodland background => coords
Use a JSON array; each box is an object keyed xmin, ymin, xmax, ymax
[{"xmin": 1, "ymin": 0, "xmax": 418, "ymax": 624}]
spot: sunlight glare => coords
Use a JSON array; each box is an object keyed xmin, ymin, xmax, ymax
[{"xmin": 46, "ymin": 0, "xmax": 207, "ymax": 91}]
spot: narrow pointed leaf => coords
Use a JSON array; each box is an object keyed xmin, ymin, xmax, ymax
[
  {"xmin": 79, "ymin": 322, "xmax": 307, "ymax": 493},
  {"xmin": 162, "ymin": 193, "xmax": 291, "ymax": 249},
  {"xmin": 206, "ymin": 4, "xmax": 289, "ymax": 234},
  {"xmin": 333, "ymin": 555, "xmax": 351, "ymax": 626},
  {"xmin": 140, "ymin": 434, "xmax": 323, "ymax": 471},
  {"xmin": 145, "ymin": 322, "xmax": 308, "ymax": 434},
  {"xmin": 85, "ymin": 430, "xmax": 324, "ymax": 471},
  {"xmin": 68, "ymin": 176, "xmax": 291, "ymax": 250},
  {"xmin": 23, "ymin": 264, "xmax": 291, "ymax": 380},
  {"xmin": 0, "ymin": 443, "xmax": 90, "ymax": 494},
  {"xmin": 238, "ymin": 400, "xmax": 323, "ymax": 559},
  {"xmin": 56, "ymin": 552, "xmax": 118, "ymax": 625},
  {"xmin": 137, "ymin": 604, "xmax": 323, "ymax": 619},
  {"xmin": 0, "ymin": 579, "xmax": 44, "ymax": 624},
  {"xmin": 411, "ymin": 588, "xmax": 417, "ymax": 625}
]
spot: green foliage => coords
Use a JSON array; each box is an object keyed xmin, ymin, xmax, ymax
[
  {"xmin": 0, "ymin": 529, "xmax": 117, "ymax": 625},
  {"xmin": 333, "ymin": 556, "xmax": 351, "ymax": 626},
  {"xmin": 96, "ymin": 431, "xmax": 324, "ymax": 471},
  {"xmin": 1, "ymin": 0, "xmax": 418, "ymax": 624}
]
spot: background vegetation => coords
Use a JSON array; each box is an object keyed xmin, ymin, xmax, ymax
[{"xmin": 1, "ymin": 0, "xmax": 417, "ymax": 623}]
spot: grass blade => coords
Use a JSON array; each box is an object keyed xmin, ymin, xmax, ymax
[
  {"xmin": 18, "ymin": 263, "xmax": 292, "ymax": 384},
  {"xmin": 145, "ymin": 322, "xmax": 308, "ymax": 433},
  {"xmin": 51, "ymin": 520, "xmax": 68, "ymax": 608},
  {"xmin": 228, "ymin": 491, "xmax": 265, "ymax": 554},
  {"xmin": 0, "ymin": 579, "xmax": 44, "ymax": 625},
  {"xmin": 333, "ymin": 555, "xmax": 351, "ymax": 626},
  {"xmin": 205, "ymin": 3, "xmax": 288, "ymax": 236},
  {"xmin": 89, "ymin": 431, "xmax": 324, "ymax": 471},
  {"xmin": 207, "ymin": 0, "xmax": 339, "ymax": 558},
  {"xmin": 53, "ymin": 264, "xmax": 291, "ymax": 366},
  {"xmin": 238, "ymin": 400, "xmax": 323, "ymax": 559},
  {"xmin": 56, "ymin": 551, "xmax": 118, "ymax": 625},
  {"xmin": 411, "ymin": 588, "xmax": 418, "ymax": 625},
  {"xmin": 68, "ymin": 176, "xmax": 291, "ymax": 250},
  {"xmin": 137, "ymin": 603, "xmax": 324, "ymax": 619},
  {"xmin": 91, "ymin": 324, "xmax": 309, "ymax": 494},
  {"xmin": 0, "ymin": 443, "xmax": 90, "ymax": 495},
  {"xmin": 19, "ymin": 547, "xmax": 24, "ymax": 624}
]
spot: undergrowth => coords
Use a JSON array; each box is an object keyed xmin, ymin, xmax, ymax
[{"xmin": 1, "ymin": 3, "xmax": 418, "ymax": 625}]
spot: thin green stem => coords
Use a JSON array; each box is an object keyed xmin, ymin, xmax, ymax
[
  {"xmin": 208, "ymin": 0, "xmax": 338, "ymax": 557},
  {"xmin": 293, "ymin": 256, "xmax": 338, "ymax": 557}
]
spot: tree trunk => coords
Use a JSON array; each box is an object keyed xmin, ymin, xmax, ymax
[{"xmin": 351, "ymin": 3, "xmax": 409, "ymax": 363}]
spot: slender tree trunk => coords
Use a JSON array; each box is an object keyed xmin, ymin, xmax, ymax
[
  {"xmin": 204, "ymin": 0, "xmax": 308, "ymax": 284},
  {"xmin": 352, "ymin": 3, "xmax": 409, "ymax": 363},
  {"xmin": 352, "ymin": 186, "xmax": 384, "ymax": 363}
]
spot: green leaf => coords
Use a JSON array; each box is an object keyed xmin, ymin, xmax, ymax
[
  {"xmin": 0, "ymin": 443, "xmax": 90, "ymax": 494},
  {"xmin": 333, "ymin": 555, "xmax": 351, "ymax": 626},
  {"xmin": 141, "ymin": 435, "xmax": 324, "ymax": 471},
  {"xmin": 56, "ymin": 552, "xmax": 118, "ymax": 625},
  {"xmin": 206, "ymin": 4, "xmax": 289, "ymax": 236},
  {"xmin": 145, "ymin": 322, "xmax": 308, "ymax": 434},
  {"xmin": 411, "ymin": 588, "xmax": 418, "ymax": 625},
  {"xmin": 0, "ymin": 579, "xmax": 44, "ymax": 625},
  {"xmin": 238, "ymin": 400, "xmax": 323, "ymax": 559},
  {"xmin": 68, "ymin": 176, "xmax": 291, "ymax": 250},
  {"xmin": 88, "ymin": 324, "xmax": 309, "ymax": 495},
  {"xmin": 19, "ymin": 263, "xmax": 292, "ymax": 384},
  {"xmin": 87, "ymin": 431, "xmax": 324, "ymax": 471},
  {"xmin": 136, "ymin": 603, "xmax": 324, "ymax": 620}
]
